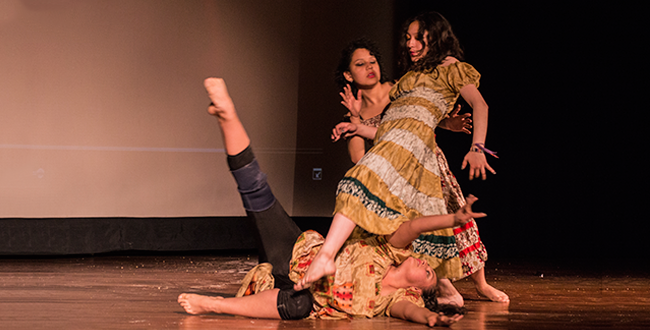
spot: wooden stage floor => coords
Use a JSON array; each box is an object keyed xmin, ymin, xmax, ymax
[{"xmin": 0, "ymin": 254, "xmax": 648, "ymax": 329}]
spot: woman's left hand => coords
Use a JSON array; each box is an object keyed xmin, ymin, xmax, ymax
[
  {"xmin": 453, "ymin": 194, "xmax": 487, "ymax": 226},
  {"xmin": 462, "ymin": 151, "xmax": 496, "ymax": 180}
]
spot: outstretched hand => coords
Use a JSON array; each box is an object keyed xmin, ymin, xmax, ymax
[
  {"xmin": 453, "ymin": 195, "xmax": 486, "ymax": 226},
  {"xmin": 439, "ymin": 104, "xmax": 472, "ymax": 134},
  {"xmin": 461, "ymin": 151, "xmax": 496, "ymax": 180},
  {"xmin": 340, "ymin": 84, "xmax": 362, "ymax": 121},
  {"xmin": 331, "ymin": 122, "xmax": 359, "ymax": 142},
  {"xmin": 428, "ymin": 313, "xmax": 463, "ymax": 327}
]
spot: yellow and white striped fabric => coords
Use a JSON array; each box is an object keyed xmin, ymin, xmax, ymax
[{"xmin": 334, "ymin": 62, "xmax": 480, "ymax": 278}]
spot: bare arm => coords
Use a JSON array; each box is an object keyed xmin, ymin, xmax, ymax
[
  {"xmin": 387, "ymin": 195, "xmax": 485, "ymax": 249},
  {"xmin": 331, "ymin": 122, "xmax": 378, "ymax": 142},
  {"xmin": 346, "ymin": 136, "xmax": 366, "ymax": 164},
  {"xmin": 438, "ymin": 58, "xmax": 472, "ymax": 134},
  {"xmin": 340, "ymin": 85, "xmax": 366, "ymax": 164},
  {"xmin": 459, "ymin": 84, "xmax": 495, "ymax": 180},
  {"xmin": 345, "ymin": 112, "xmax": 366, "ymax": 163},
  {"xmin": 390, "ymin": 300, "xmax": 463, "ymax": 327}
]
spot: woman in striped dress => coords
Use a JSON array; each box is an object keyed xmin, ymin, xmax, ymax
[
  {"xmin": 331, "ymin": 36, "xmax": 507, "ymax": 305},
  {"xmin": 295, "ymin": 13, "xmax": 501, "ymax": 304}
]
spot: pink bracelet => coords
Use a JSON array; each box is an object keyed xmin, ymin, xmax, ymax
[{"xmin": 471, "ymin": 143, "xmax": 498, "ymax": 158}]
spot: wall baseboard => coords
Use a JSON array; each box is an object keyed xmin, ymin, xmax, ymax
[{"xmin": 0, "ymin": 217, "xmax": 331, "ymax": 256}]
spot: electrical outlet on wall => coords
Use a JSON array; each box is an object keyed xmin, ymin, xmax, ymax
[{"xmin": 312, "ymin": 168, "xmax": 322, "ymax": 180}]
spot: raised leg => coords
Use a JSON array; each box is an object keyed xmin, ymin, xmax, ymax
[
  {"xmin": 204, "ymin": 77, "xmax": 250, "ymax": 156},
  {"xmin": 181, "ymin": 78, "xmax": 313, "ymax": 320},
  {"xmin": 204, "ymin": 77, "xmax": 302, "ymax": 273}
]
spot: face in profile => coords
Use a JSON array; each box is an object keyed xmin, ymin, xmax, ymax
[
  {"xmin": 406, "ymin": 21, "xmax": 429, "ymax": 63},
  {"xmin": 344, "ymin": 48, "xmax": 381, "ymax": 87}
]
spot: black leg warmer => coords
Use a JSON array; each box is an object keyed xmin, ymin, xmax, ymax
[{"xmin": 276, "ymin": 288, "xmax": 313, "ymax": 320}]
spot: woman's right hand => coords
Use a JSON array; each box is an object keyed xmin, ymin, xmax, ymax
[
  {"xmin": 340, "ymin": 84, "xmax": 362, "ymax": 122},
  {"xmin": 331, "ymin": 122, "xmax": 359, "ymax": 142}
]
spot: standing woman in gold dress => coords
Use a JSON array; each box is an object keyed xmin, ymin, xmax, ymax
[
  {"xmin": 296, "ymin": 13, "xmax": 504, "ymax": 306},
  {"xmin": 330, "ymin": 35, "xmax": 507, "ymax": 305}
]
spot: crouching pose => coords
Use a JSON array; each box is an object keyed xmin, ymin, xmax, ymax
[{"xmin": 177, "ymin": 78, "xmax": 486, "ymax": 327}]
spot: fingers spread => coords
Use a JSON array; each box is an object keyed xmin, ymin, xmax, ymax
[
  {"xmin": 473, "ymin": 212, "xmax": 487, "ymax": 219},
  {"xmin": 450, "ymin": 105, "xmax": 461, "ymax": 116}
]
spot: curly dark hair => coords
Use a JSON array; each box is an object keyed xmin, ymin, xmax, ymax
[
  {"xmin": 334, "ymin": 37, "xmax": 389, "ymax": 95},
  {"xmin": 422, "ymin": 286, "xmax": 467, "ymax": 316},
  {"xmin": 397, "ymin": 12, "xmax": 464, "ymax": 74}
]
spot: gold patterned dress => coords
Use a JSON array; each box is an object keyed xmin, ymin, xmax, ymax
[
  {"xmin": 237, "ymin": 230, "xmax": 425, "ymax": 319},
  {"xmin": 335, "ymin": 62, "xmax": 484, "ymax": 279},
  {"xmin": 357, "ymin": 115, "xmax": 487, "ymax": 280}
]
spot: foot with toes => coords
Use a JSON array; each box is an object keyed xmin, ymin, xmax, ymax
[
  {"xmin": 293, "ymin": 253, "xmax": 337, "ymax": 291},
  {"xmin": 204, "ymin": 78, "xmax": 237, "ymax": 122},
  {"xmin": 436, "ymin": 278, "xmax": 464, "ymax": 307},
  {"xmin": 476, "ymin": 284, "xmax": 510, "ymax": 303},
  {"xmin": 178, "ymin": 293, "xmax": 224, "ymax": 315}
]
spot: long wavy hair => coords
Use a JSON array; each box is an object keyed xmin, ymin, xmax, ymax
[
  {"xmin": 335, "ymin": 37, "xmax": 389, "ymax": 95},
  {"xmin": 422, "ymin": 287, "xmax": 467, "ymax": 316},
  {"xmin": 397, "ymin": 12, "xmax": 464, "ymax": 74}
]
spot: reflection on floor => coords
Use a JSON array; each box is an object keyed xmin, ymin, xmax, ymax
[{"xmin": 0, "ymin": 254, "xmax": 648, "ymax": 329}]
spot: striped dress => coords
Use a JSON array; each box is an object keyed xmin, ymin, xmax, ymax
[{"xmin": 334, "ymin": 62, "xmax": 484, "ymax": 279}]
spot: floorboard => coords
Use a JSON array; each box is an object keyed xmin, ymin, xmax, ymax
[{"xmin": 0, "ymin": 255, "xmax": 648, "ymax": 329}]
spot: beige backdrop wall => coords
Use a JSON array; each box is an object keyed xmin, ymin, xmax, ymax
[{"xmin": 0, "ymin": 0, "xmax": 300, "ymax": 217}]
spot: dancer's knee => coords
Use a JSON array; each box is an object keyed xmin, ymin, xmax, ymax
[
  {"xmin": 230, "ymin": 158, "xmax": 276, "ymax": 212},
  {"xmin": 276, "ymin": 288, "xmax": 313, "ymax": 320}
]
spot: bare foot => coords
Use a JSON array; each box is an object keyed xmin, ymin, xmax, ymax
[
  {"xmin": 204, "ymin": 78, "xmax": 237, "ymax": 121},
  {"xmin": 437, "ymin": 278, "xmax": 464, "ymax": 307},
  {"xmin": 437, "ymin": 293, "xmax": 464, "ymax": 307},
  {"xmin": 203, "ymin": 77, "xmax": 250, "ymax": 154},
  {"xmin": 177, "ymin": 293, "xmax": 224, "ymax": 315},
  {"xmin": 293, "ymin": 253, "xmax": 336, "ymax": 291},
  {"xmin": 476, "ymin": 284, "xmax": 510, "ymax": 303}
]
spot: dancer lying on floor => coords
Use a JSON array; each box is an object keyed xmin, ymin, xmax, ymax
[{"xmin": 177, "ymin": 78, "xmax": 487, "ymax": 326}]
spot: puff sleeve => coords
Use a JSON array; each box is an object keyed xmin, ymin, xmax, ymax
[{"xmin": 445, "ymin": 62, "xmax": 481, "ymax": 93}]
